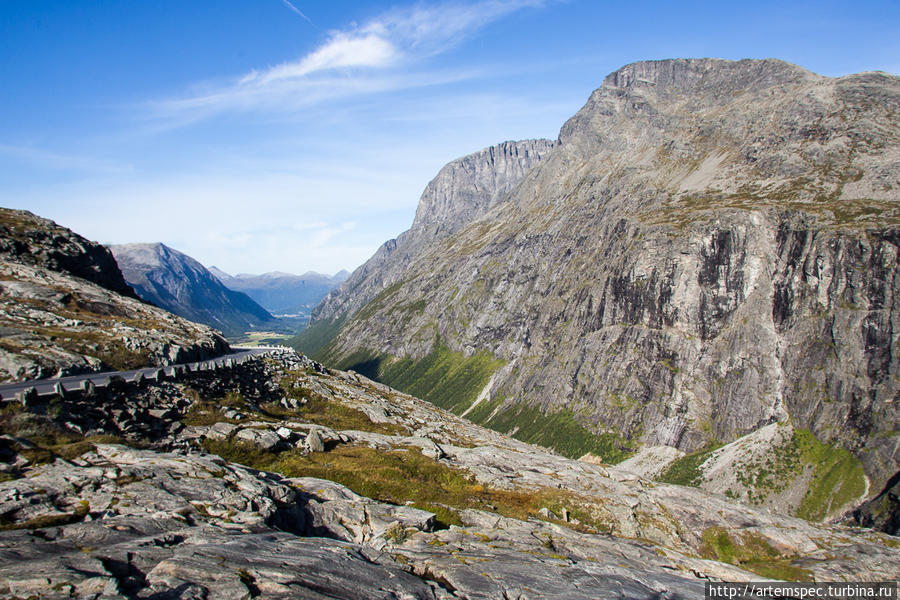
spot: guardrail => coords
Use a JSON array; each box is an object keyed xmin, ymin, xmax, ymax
[{"xmin": 0, "ymin": 346, "xmax": 293, "ymax": 404}]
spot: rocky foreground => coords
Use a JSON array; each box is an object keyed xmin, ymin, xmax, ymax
[{"xmin": 2, "ymin": 350, "xmax": 898, "ymax": 598}]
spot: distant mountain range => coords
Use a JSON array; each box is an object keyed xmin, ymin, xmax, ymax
[
  {"xmin": 111, "ymin": 243, "xmax": 274, "ymax": 337},
  {"xmin": 209, "ymin": 266, "xmax": 348, "ymax": 316}
]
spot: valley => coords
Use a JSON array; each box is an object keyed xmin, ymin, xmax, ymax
[{"xmin": 1, "ymin": 56, "xmax": 899, "ymax": 597}]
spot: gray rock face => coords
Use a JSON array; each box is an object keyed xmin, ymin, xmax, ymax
[
  {"xmin": 112, "ymin": 243, "xmax": 274, "ymax": 336},
  {"xmin": 305, "ymin": 139, "xmax": 557, "ymax": 345},
  {"xmin": 0, "ymin": 207, "xmax": 137, "ymax": 298},
  {"xmin": 0, "ymin": 446, "xmax": 445, "ymax": 599},
  {"xmin": 0, "ymin": 215, "xmax": 230, "ymax": 382},
  {"xmin": 302, "ymin": 59, "xmax": 900, "ymax": 496}
]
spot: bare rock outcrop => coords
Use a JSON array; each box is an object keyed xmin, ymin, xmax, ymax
[{"xmin": 0, "ymin": 209, "xmax": 229, "ymax": 382}]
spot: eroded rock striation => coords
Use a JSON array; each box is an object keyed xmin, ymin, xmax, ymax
[{"xmin": 298, "ymin": 59, "xmax": 900, "ymax": 514}]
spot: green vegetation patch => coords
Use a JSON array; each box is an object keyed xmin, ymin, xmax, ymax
[
  {"xmin": 182, "ymin": 390, "xmax": 252, "ymax": 426},
  {"xmin": 335, "ymin": 342, "xmax": 503, "ymax": 417},
  {"xmin": 700, "ymin": 526, "xmax": 813, "ymax": 582},
  {"xmin": 202, "ymin": 439, "xmax": 613, "ymax": 534},
  {"xmin": 793, "ymin": 429, "xmax": 866, "ymax": 521},
  {"xmin": 289, "ymin": 314, "xmax": 347, "ymax": 358},
  {"xmin": 274, "ymin": 374, "xmax": 404, "ymax": 435},
  {"xmin": 331, "ymin": 343, "xmax": 631, "ymax": 461},
  {"xmin": 657, "ymin": 427, "xmax": 866, "ymax": 522},
  {"xmin": 467, "ymin": 395, "xmax": 634, "ymax": 462},
  {"xmin": 657, "ymin": 442, "xmax": 722, "ymax": 486}
]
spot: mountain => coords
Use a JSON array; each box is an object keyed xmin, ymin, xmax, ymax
[
  {"xmin": 3, "ymin": 348, "xmax": 898, "ymax": 595},
  {"xmin": 0, "ymin": 208, "xmax": 229, "ymax": 381},
  {"xmin": 295, "ymin": 59, "xmax": 900, "ymax": 521},
  {"xmin": 111, "ymin": 243, "xmax": 274, "ymax": 337},
  {"xmin": 211, "ymin": 267, "xmax": 348, "ymax": 316}
]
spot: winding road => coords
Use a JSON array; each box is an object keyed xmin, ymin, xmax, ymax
[{"xmin": 0, "ymin": 346, "xmax": 285, "ymax": 401}]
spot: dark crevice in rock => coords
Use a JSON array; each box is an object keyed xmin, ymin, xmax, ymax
[
  {"xmin": 99, "ymin": 554, "xmax": 149, "ymax": 598},
  {"xmin": 237, "ymin": 569, "xmax": 262, "ymax": 598}
]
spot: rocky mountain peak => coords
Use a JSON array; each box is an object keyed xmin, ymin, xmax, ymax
[
  {"xmin": 297, "ymin": 58, "xmax": 900, "ymax": 516},
  {"xmin": 600, "ymin": 57, "xmax": 818, "ymax": 95},
  {"xmin": 0, "ymin": 208, "xmax": 136, "ymax": 298},
  {"xmin": 306, "ymin": 139, "xmax": 557, "ymax": 333},
  {"xmin": 410, "ymin": 139, "xmax": 558, "ymax": 240},
  {"xmin": 111, "ymin": 242, "xmax": 273, "ymax": 336}
]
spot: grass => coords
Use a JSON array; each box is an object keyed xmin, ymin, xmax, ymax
[
  {"xmin": 182, "ymin": 379, "xmax": 405, "ymax": 436},
  {"xmin": 656, "ymin": 428, "xmax": 866, "ymax": 522},
  {"xmin": 700, "ymin": 526, "xmax": 813, "ymax": 582},
  {"xmin": 335, "ymin": 342, "xmax": 503, "ymax": 417},
  {"xmin": 466, "ymin": 395, "xmax": 634, "ymax": 462},
  {"xmin": 331, "ymin": 344, "xmax": 632, "ymax": 461},
  {"xmin": 202, "ymin": 438, "xmax": 613, "ymax": 534},
  {"xmin": 289, "ymin": 315, "xmax": 347, "ymax": 357},
  {"xmin": 793, "ymin": 429, "xmax": 867, "ymax": 521},
  {"xmin": 181, "ymin": 390, "xmax": 251, "ymax": 426},
  {"xmin": 1, "ymin": 403, "xmax": 135, "ymax": 473},
  {"xmin": 656, "ymin": 442, "xmax": 722, "ymax": 486},
  {"xmin": 643, "ymin": 190, "xmax": 900, "ymax": 231},
  {"xmin": 273, "ymin": 374, "xmax": 405, "ymax": 435}
]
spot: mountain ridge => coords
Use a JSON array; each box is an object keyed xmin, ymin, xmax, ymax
[
  {"xmin": 111, "ymin": 242, "xmax": 274, "ymax": 337},
  {"xmin": 212, "ymin": 266, "xmax": 347, "ymax": 316},
  {"xmin": 296, "ymin": 58, "xmax": 900, "ymax": 518}
]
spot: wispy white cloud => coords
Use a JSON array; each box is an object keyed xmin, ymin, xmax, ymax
[
  {"xmin": 245, "ymin": 33, "xmax": 398, "ymax": 84},
  {"xmin": 370, "ymin": 0, "xmax": 546, "ymax": 55},
  {"xmin": 148, "ymin": 0, "xmax": 548, "ymax": 124}
]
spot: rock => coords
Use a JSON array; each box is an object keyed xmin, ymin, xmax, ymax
[
  {"xmin": 275, "ymin": 426, "xmax": 296, "ymax": 441},
  {"xmin": 220, "ymin": 408, "xmax": 244, "ymax": 420},
  {"xmin": 537, "ymin": 507, "xmax": 559, "ymax": 520},
  {"xmin": 205, "ymin": 422, "xmax": 237, "ymax": 441},
  {"xmin": 852, "ymin": 472, "xmax": 900, "ymax": 535},
  {"xmin": 404, "ymin": 436, "xmax": 445, "ymax": 460},
  {"xmin": 235, "ymin": 428, "xmax": 281, "ymax": 451},
  {"xmin": 610, "ymin": 445, "xmax": 685, "ymax": 479},
  {"xmin": 305, "ymin": 429, "xmax": 325, "ymax": 453}
]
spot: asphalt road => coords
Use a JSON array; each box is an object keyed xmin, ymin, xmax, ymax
[{"xmin": 0, "ymin": 347, "xmax": 278, "ymax": 401}]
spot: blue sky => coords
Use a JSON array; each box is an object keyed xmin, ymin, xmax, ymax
[{"xmin": 1, "ymin": 1, "xmax": 898, "ymax": 276}]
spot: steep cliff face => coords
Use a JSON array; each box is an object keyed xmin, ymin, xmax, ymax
[
  {"xmin": 112, "ymin": 243, "xmax": 274, "ymax": 336},
  {"xmin": 300, "ymin": 59, "xmax": 900, "ymax": 505},
  {"xmin": 306, "ymin": 139, "xmax": 557, "ymax": 344}
]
